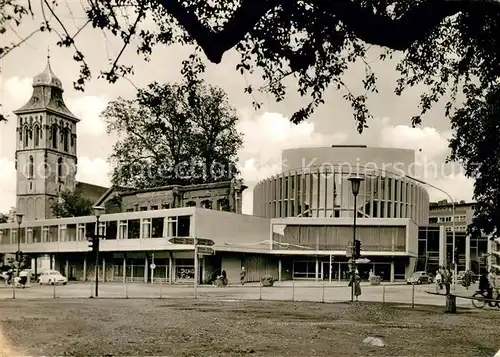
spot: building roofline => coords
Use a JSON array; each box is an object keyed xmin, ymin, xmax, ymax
[
  {"xmin": 119, "ymin": 180, "xmax": 247, "ymax": 197},
  {"xmin": 429, "ymin": 201, "xmax": 476, "ymax": 208},
  {"xmin": 94, "ymin": 185, "xmax": 131, "ymax": 206}
]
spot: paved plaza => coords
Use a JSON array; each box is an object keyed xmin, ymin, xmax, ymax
[{"xmin": 0, "ymin": 280, "xmax": 485, "ymax": 309}]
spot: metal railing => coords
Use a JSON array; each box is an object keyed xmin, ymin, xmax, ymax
[{"xmin": 0, "ymin": 280, "xmax": 482, "ymax": 309}]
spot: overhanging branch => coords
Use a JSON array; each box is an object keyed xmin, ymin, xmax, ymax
[{"xmin": 160, "ymin": 0, "xmax": 500, "ymax": 63}]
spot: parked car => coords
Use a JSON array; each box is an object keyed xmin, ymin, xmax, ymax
[
  {"xmin": 406, "ymin": 271, "xmax": 432, "ymax": 284},
  {"xmin": 37, "ymin": 270, "xmax": 67, "ymax": 285}
]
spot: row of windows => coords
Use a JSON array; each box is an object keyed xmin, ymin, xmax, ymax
[
  {"xmin": 19, "ymin": 123, "xmax": 73, "ymax": 152},
  {"xmin": 255, "ymin": 172, "xmax": 429, "ymax": 224},
  {"xmin": 445, "ymin": 226, "xmax": 467, "ymax": 232},
  {"xmin": 269, "ymin": 200, "xmax": 419, "ymax": 219},
  {"xmin": 429, "ymin": 215, "xmax": 467, "ymax": 224},
  {"xmin": 262, "ymin": 175, "xmax": 417, "ymax": 203},
  {"xmin": 126, "ymin": 199, "xmax": 229, "ymax": 212},
  {"xmin": 26, "ymin": 156, "xmax": 65, "ymax": 180},
  {"xmin": 0, "ymin": 215, "xmax": 191, "ymax": 245}
]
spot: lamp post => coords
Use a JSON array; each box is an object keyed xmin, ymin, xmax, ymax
[
  {"xmin": 15, "ymin": 213, "xmax": 23, "ymax": 269},
  {"xmin": 93, "ymin": 206, "xmax": 105, "ymax": 298},
  {"xmin": 13, "ymin": 213, "xmax": 23, "ymax": 298},
  {"xmin": 348, "ymin": 176, "xmax": 364, "ymax": 303}
]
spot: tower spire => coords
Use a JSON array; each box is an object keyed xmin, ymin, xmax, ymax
[{"xmin": 47, "ymin": 46, "xmax": 50, "ymax": 66}]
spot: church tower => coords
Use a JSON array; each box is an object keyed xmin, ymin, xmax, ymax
[{"xmin": 13, "ymin": 54, "xmax": 79, "ymax": 221}]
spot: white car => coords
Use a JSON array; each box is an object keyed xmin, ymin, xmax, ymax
[{"xmin": 37, "ymin": 270, "xmax": 67, "ymax": 285}]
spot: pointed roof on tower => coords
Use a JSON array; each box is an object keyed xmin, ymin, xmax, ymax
[
  {"xmin": 33, "ymin": 52, "xmax": 63, "ymax": 90},
  {"xmin": 13, "ymin": 52, "xmax": 79, "ymax": 122}
]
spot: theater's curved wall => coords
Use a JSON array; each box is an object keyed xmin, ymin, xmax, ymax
[{"xmin": 253, "ymin": 146, "xmax": 429, "ymax": 226}]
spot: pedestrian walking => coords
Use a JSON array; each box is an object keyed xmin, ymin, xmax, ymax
[{"xmin": 240, "ymin": 267, "xmax": 246, "ymax": 285}]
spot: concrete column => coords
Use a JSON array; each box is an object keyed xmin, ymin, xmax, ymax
[
  {"xmin": 169, "ymin": 257, "xmax": 173, "ymax": 285},
  {"xmin": 64, "ymin": 259, "xmax": 69, "ymax": 278},
  {"xmin": 83, "ymin": 255, "xmax": 87, "ymax": 282},
  {"xmin": 315, "ymin": 257, "xmax": 319, "ymax": 281},
  {"xmin": 201, "ymin": 257, "xmax": 206, "ymax": 284},
  {"xmin": 390, "ymin": 261, "xmax": 395, "ymax": 282},
  {"xmin": 102, "ymin": 257, "xmax": 106, "ymax": 282},
  {"xmin": 278, "ymin": 259, "xmax": 282, "ymax": 281},
  {"xmin": 465, "ymin": 235, "xmax": 471, "ymax": 271},
  {"xmin": 33, "ymin": 256, "xmax": 38, "ymax": 278},
  {"xmin": 338, "ymin": 262, "xmax": 341, "ymax": 281},
  {"xmin": 439, "ymin": 226, "xmax": 446, "ymax": 267},
  {"xmin": 122, "ymin": 256, "xmax": 126, "ymax": 283},
  {"xmin": 144, "ymin": 256, "xmax": 148, "ymax": 284}
]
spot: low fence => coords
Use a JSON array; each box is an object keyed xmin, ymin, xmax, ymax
[{"xmin": 0, "ymin": 280, "xmax": 481, "ymax": 308}]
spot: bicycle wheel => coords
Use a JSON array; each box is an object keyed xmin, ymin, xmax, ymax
[{"xmin": 472, "ymin": 292, "xmax": 487, "ymax": 309}]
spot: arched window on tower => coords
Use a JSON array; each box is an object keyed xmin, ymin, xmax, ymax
[
  {"xmin": 28, "ymin": 156, "xmax": 34, "ymax": 179},
  {"xmin": 63, "ymin": 128, "xmax": 69, "ymax": 151},
  {"xmin": 23, "ymin": 126, "xmax": 29, "ymax": 148},
  {"xmin": 57, "ymin": 158, "xmax": 63, "ymax": 181},
  {"xmin": 34, "ymin": 125, "xmax": 40, "ymax": 147},
  {"xmin": 52, "ymin": 126, "xmax": 58, "ymax": 149}
]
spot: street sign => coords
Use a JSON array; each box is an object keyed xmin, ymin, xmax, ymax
[
  {"xmin": 197, "ymin": 246, "xmax": 214, "ymax": 255},
  {"xmin": 355, "ymin": 258, "xmax": 371, "ymax": 264},
  {"xmin": 168, "ymin": 237, "xmax": 215, "ymax": 246},
  {"xmin": 196, "ymin": 238, "xmax": 215, "ymax": 246},
  {"xmin": 169, "ymin": 237, "xmax": 195, "ymax": 245},
  {"xmin": 150, "ymin": 263, "xmax": 156, "ymax": 270}
]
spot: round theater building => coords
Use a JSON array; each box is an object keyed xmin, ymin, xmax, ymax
[{"xmin": 252, "ymin": 145, "xmax": 429, "ymax": 281}]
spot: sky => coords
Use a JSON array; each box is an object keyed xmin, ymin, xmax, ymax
[{"xmin": 0, "ymin": 2, "xmax": 475, "ymax": 215}]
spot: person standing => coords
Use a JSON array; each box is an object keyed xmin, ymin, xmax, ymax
[
  {"xmin": 221, "ymin": 269, "xmax": 227, "ymax": 286},
  {"xmin": 19, "ymin": 269, "xmax": 28, "ymax": 289},
  {"xmin": 435, "ymin": 268, "xmax": 443, "ymax": 293},
  {"xmin": 240, "ymin": 267, "xmax": 246, "ymax": 285},
  {"xmin": 354, "ymin": 271, "xmax": 362, "ymax": 301},
  {"xmin": 368, "ymin": 269, "xmax": 374, "ymax": 283},
  {"xmin": 443, "ymin": 266, "xmax": 452, "ymax": 295}
]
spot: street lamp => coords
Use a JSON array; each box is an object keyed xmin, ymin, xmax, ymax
[
  {"xmin": 12, "ymin": 213, "xmax": 23, "ymax": 298},
  {"xmin": 15, "ymin": 213, "xmax": 23, "ymax": 268},
  {"xmin": 93, "ymin": 206, "xmax": 105, "ymax": 298},
  {"xmin": 348, "ymin": 176, "xmax": 364, "ymax": 303}
]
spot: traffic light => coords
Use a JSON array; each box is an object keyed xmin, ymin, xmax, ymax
[
  {"xmin": 454, "ymin": 247, "xmax": 459, "ymax": 264},
  {"xmin": 354, "ymin": 240, "xmax": 361, "ymax": 259},
  {"xmin": 87, "ymin": 235, "xmax": 99, "ymax": 253}
]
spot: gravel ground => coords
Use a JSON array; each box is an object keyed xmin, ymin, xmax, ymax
[{"xmin": 1, "ymin": 299, "xmax": 499, "ymax": 357}]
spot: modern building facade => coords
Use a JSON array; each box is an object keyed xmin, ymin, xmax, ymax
[
  {"xmin": 0, "ymin": 144, "xmax": 431, "ymax": 283},
  {"xmin": 0, "ymin": 208, "xmax": 272, "ymax": 285},
  {"xmin": 429, "ymin": 200, "xmax": 475, "ymax": 233},
  {"xmin": 251, "ymin": 146, "xmax": 429, "ymax": 281},
  {"xmin": 426, "ymin": 200, "xmax": 490, "ymax": 274}
]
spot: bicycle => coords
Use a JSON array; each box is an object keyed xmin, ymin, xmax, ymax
[{"xmin": 472, "ymin": 287, "xmax": 500, "ymax": 309}]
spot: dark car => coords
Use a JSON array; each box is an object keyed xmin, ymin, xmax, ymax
[{"xmin": 406, "ymin": 271, "xmax": 432, "ymax": 284}]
